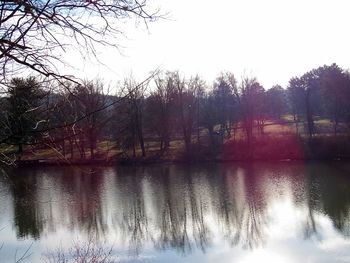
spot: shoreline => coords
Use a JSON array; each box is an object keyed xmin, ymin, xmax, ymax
[
  {"xmin": 5, "ymin": 134, "xmax": 350, "ymax": 167},
  {"xmin": 13, "ymin": 155, "xmax": 349, "ymax": 167}
]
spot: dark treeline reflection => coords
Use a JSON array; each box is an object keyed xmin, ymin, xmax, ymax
[
  {"xmin": 3, "ymin": 163, "xmax": 350, "ymax": 254},
  {"xmin": 304, "ymin": 164, "xmax": 350, "ymax": 238}
]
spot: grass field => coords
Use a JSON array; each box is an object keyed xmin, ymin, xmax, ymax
[{"xmin": 1, "ymin": 116, "xmax": 349, "ymax": 163}]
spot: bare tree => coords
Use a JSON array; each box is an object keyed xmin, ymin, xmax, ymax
[
  {"xmin": 212, "ymin": 72, "xmax": 237, "ymax": 137},
  {"xmin": 145, "ymin": 72, "xmax": 176, "ymax": 152},
  {"xmin": 115, "ymin": 76, "xmax": 148, "ymax": 157},
  {"xmin": 172, "ymin": 72, "xmax": 201, "ymax": 155},
  {"xmin": 239, "ymin": 77, "xmax": 265, "ymax": 142},
  {"xmin": 71, "ymin": 80, "xmax": 109, "ymax": 159},
  {"xmin": 43, "ymin": 239, "xmax": 114, "ymax": 263},
  {"xmin": 0, "ymin": 0, "xmax": 159, "ymax": 84},
  {"xmin": 199, "ymin": 92, "xmax": 219, "ymax": 147}
]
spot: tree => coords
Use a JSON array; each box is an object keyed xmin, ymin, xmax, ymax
[
  {"xmin": 71, "ymin": 80, "xmax": 108, "ymax": 159},
  {"xmin": 199, "ymin": 92, "xmax": 219, "ymax": 147},
  {"xmin": 212, "ymin": 72, "xmax": 237, "ymax": 137},
  {"xmin": 114, "ymin": 76, "xmax": 148, "ymax": 158},
  {"xmin": 145, "ymin": 72, "xmax": 176, "ymax": 152},
  {"xmin": 172, "ymin": 72, "xmax": 202, "ymax": 155},
  {"xmin": 188, "ymin": 75, "xmax": 205, "ymax": 143},
  {"xmin": 0, "ymin": 0, "xmax": 159, "ymax": 83},
  {"xmin": 46, "ymin": 87, "xmax": 80, "ymax": 159},
  {"xmin": 301, "ymin": 70, "xmax": 322, "ymax": 138},
  {"xmin": 239, "ymin": 77, "xmax": 265, "ymax": 142},
  {"xmin": 288, "ymin": 77, "xmax": 306, "ymax": 134},
  {"xmin": 265, "ymin": 85, "xmax": 287, "ymax": 119},
  {"xmin": 287, "ymin": 64, "xmax": 347, "ymax": 138},
  {"xmin": 2, "ymin": 77, "xmax": 46, "ymax": 160},
  {"xmin": 317, "ymin": 64, "xmax": 350, "ymax": 135}
]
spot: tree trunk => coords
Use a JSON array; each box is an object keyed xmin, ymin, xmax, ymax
[
  {"xmin": 208, "ymin": 126, "xmax": 215, "ymax": 147},
  {"xmin": 180, "ymin": 106, "xmax": 191, "ymax": 154},
  {"xmin": 132, "ymin": 140, "xmax": 136, "ymax": 158},
  {"xmin": 159, "ymin": 139, "xmax": 163, "ymax": 152},
  {"xmin": 137, "ymin": 122, "xmax": 146, "ymax": 157},
  {"xmin": 233, "ymin": 125, "xmax": 236, "ymax": 142},
  {"xmin": 69, "ymin": 138, "xmax": 74, "ymax": 159},
  {"xmin": 17, "ymin": 143, "xmax": 23, "ymax": 161},
  {"xmin": 164, "ymin": 132, "xmax": 170, "ymax": 149},
  {"xmin": 293, "ymin": 113, "xmax": 299, "ymax": 135},
  {"xmin": 139, "ymin": 134, "xmax": 146, "ymax": 157},
  {"xmin": 305, "ymin": 89, "xmax": 314, "ymax": 139},
  {"xmin": 333, "ymin": 120, "xmax": 338, "ymax": 136},
  {"xmin": 90, "ymin": 144, "xmax": 94, "ymax": 159},
  {"xmin": 62, "ymin": 139, "xmax": 66, "ymax": 157}
]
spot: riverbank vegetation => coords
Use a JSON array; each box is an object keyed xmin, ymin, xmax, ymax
[{"xmin": 0, "ymin": 63, "xmax": 350, "ymax": 165}]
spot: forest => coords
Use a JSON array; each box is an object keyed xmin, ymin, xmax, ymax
[{"xmin": 1, "ymin": 63, "xmax": 350, "ymax": 164}]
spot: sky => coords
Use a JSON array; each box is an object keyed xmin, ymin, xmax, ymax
[{"xmin": 68, "ymin": 0, "xmax": 350, "ymax": 89}]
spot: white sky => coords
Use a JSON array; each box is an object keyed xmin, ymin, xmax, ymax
[{"xmin": 69, "ymin": 0, "xmax": 350, "ymax": 89}]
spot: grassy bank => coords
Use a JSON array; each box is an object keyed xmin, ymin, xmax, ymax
[{"xmin": 3, "ymin": 119, "xmax": 350, "ymax": 166}]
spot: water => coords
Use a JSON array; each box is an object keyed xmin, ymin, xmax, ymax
[{"xmin": 0, "ymin": 162, "xmax": 349, "ymax": 263}]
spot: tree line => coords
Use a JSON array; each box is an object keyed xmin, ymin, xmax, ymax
[{"xmin": 1, "ymin": 63, "xmax": 350, "ymax": 163}]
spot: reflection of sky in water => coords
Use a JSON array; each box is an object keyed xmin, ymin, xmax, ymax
[{"xmin": 0, "ymin": 162, "xmax": 349, "ymax": 263}]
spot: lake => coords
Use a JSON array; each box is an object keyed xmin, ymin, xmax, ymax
[{"xmin": 0, "ymin": 162, "xmax": 349, "ymax": 263}]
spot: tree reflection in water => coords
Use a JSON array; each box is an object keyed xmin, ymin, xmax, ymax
[
  {"xmin": 115, "ymin": 167, "xmax": 150, "ymax": 255},
  {"xmin": 1, "ymin": 162, "xmax": 350, "ymax": 257},
  {"xmin": 305, "ymin": 163, "xmax": 350, "ymax": 238},
  {"xmin": 10, "ymin": 169, "xmax": 43, "ymax": 239}
]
